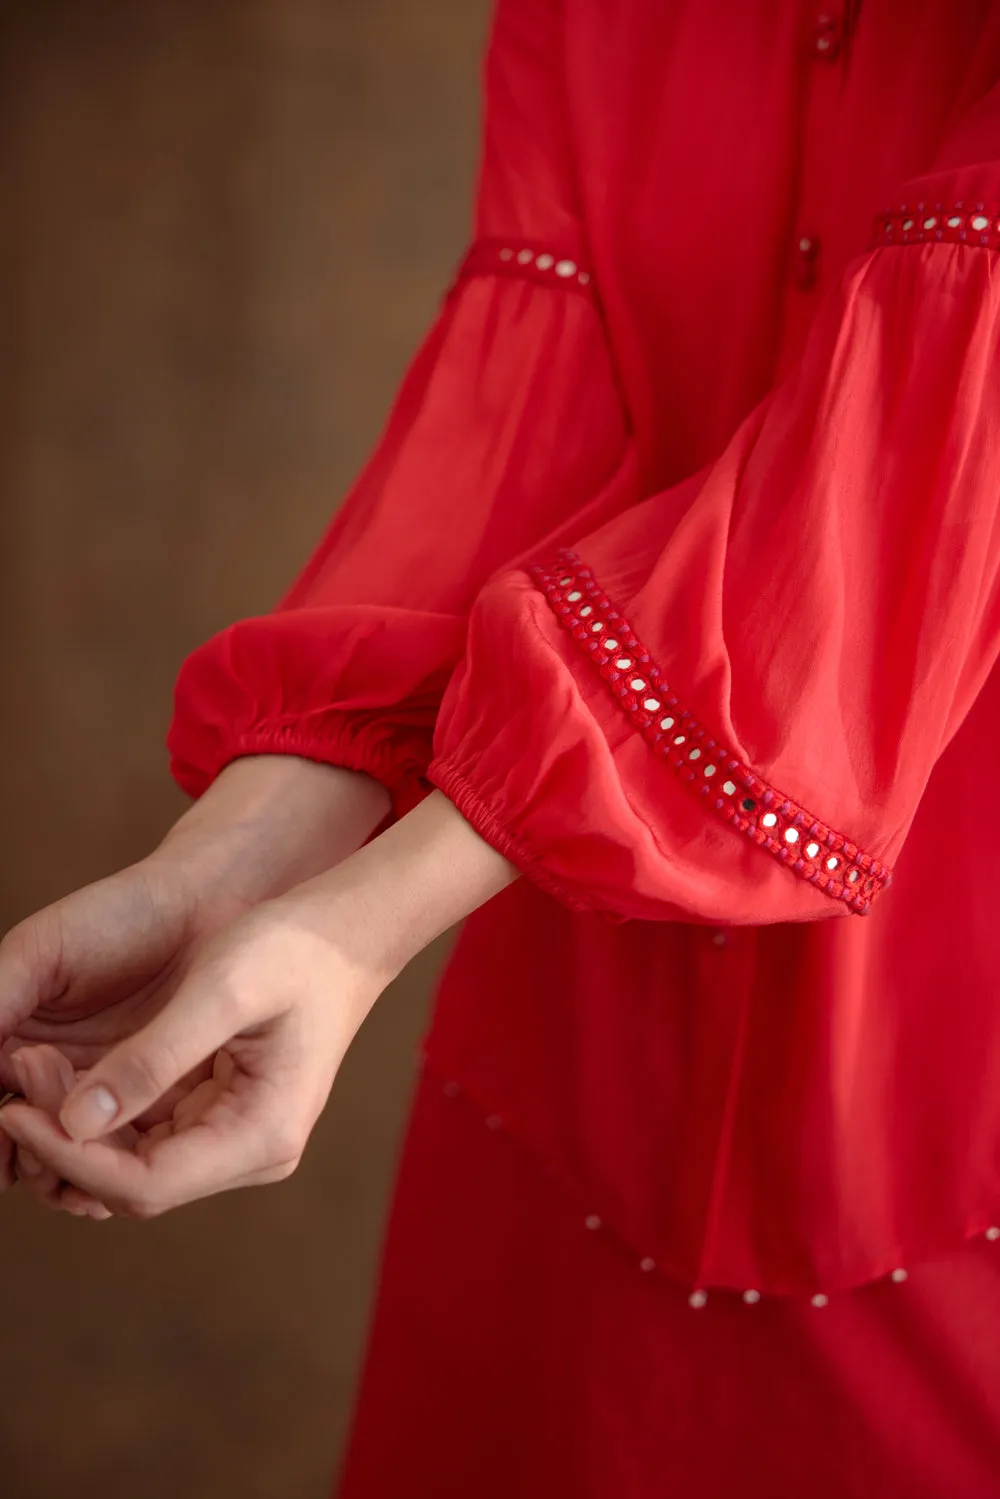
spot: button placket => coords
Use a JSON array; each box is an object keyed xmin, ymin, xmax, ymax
[{"xmin": 778, "ymin": 3, "xmax": 851, "ymax": 338}]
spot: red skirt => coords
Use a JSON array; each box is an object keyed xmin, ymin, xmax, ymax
[{"xmin": 336, "ymin": 1065, "xmax": 1000, "ymax": 1499}]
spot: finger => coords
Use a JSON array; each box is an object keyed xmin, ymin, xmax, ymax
[
  {"xmin": 18, "ymin": 1047, "xmax": 116, "ymax": 1217},
  {"xmin": 60, "ymin": 1185, "xmax": 113, "ymax": 1221},
  {"xmin": 133, "ymin": 1054, "xmax": 236, "ymax": 1156},
  {"xmin": 134, "ymin": 1120, "xmax": 174, "ymax": 1157},
  {"xmin": 10, "ymin": 1050, "xmax": 65, "ymax": 1205},
  {"xmin": 0, "ymin": 1043, "xmax": 26, "ymax": 1095},
  {"xmin": 4, "ymin": 1049, "xmax": 131, "ymax": 1218},
  {"xmin": 0, "ymin": 1038, "xmax": 308, "ymax": 1217},
  {"xmin": 0, "ymin": 1119, "xmax": 15, "ymax": 1192},
  {"xmin": 0, "ymin": 1094, "xmax": 273, "ymax": 1217},
  {"xmin": 0, "ymin": 1103, "xmax": 151, "ymax": 1215},
  {"xmin": 58, "ymin": 947, "xmax": 277, "ymax": 1141},
  {"xmin": 131, "ymin": 1063, "xmax": 215, "ymax": 1132},
  {"xmin": 132, "ymin": 1073, "xmax": 307, "ymax": 1205},
  {"xmin": 19, "ymin": 1043, "xmax": 76, "ymax": 1111}
]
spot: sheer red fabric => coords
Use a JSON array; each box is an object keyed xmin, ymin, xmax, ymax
[{"xmin": 169, "ymin": 0, "xmax": 1000, "ymax": 1487}]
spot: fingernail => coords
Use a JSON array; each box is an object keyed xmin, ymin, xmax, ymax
[
  {"xmin": 18, "ymin": 1150, "xmax": 41, "ymax": 1176},
  {"xmin": 61, "ymin": 1086, "xmax": 119, "ymax": 1141}
]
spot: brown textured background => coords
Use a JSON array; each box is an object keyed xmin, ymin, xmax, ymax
[{"xmin": 0, "ymin": 2, "xmax": 489, "ymax": 1493}]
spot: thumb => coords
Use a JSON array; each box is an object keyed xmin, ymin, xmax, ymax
[{"xmin": 58, "ymin": 965, "xmax": 251, "ymax": 1141}]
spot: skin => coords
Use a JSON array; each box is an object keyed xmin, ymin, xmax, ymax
[{"xmin": 0, "ymin": 756, "xmax": 518, "ymax": 1219}]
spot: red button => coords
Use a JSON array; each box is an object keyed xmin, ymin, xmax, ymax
[
  {"xmin": 794, "ymin": 233, "xmax": 820, "ymax": 289},
  {"xmin": 813, "ymin": 13, "xmax": 841, "ymax": 59}
]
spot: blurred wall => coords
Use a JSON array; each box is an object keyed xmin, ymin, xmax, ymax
[{"xmin": 0, "ymin": 2, "xmax": 489, "ymax": 1494}]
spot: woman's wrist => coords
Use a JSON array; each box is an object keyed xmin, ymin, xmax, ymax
[
  {"xmin": 152, "ymin": 755, "xmax": 392, "ymax": 909},
  {"xmin": 276, "ymin": 789, "xmax": 520, "ymax": 984}
]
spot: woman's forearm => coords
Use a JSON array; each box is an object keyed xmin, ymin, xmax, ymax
[
  {"xmin": 278, "ymin": 789, "xmax": 520, "ymax": 982},
  {"xmin": 155, "ymin": 755, "xmax": 392, "ymax": 905}
]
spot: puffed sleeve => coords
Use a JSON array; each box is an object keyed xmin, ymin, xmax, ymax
[
  {"xmin": 167, "ymin": 0, "xmax": 635, "ymax": 818},
  {"xmin": 428, "ymin": 133, "xmax": 1000, "ymax": 922}
]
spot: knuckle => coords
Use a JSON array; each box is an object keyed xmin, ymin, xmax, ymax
[
  {"xmin": 271, "ymin": 1154, "xmax": 301, "ymax": 1183},
  {"xmin": 260, "ymin": 1156, "xmax": 300, "ymax": 1185},
  {"xmin": 214, "ymin": 966, "xmax": 263, "ymax": 1027},
  {"xmin": 262, "ymin": 1121, "xmax": 305, "ymax": 1180},
  {"xmin": 119, "ymin": 1191, "xmax": 165, "ymax": 1221}
]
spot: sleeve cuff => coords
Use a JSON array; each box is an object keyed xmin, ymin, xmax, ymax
[
  {"xmin": 170, "ymin": 717, "xmax": 434, "ymax": 823},
  {"xmin": 427, "ymin": 754, "xmax": 627, "ymax": 922}
]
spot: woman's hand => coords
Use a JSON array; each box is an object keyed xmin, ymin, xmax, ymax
[
  {"xmin": 0, "ymin": 791, "xmax": 518, "ymax": 1217},
  {"xmin": 2, "ymin": 897, "xmax": 388, "ymax": 1216},
  {"xmin": 0, "ymin": 755, "xmax": 390, "ymax": 1200}
]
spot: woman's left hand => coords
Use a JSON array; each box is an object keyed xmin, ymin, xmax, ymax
[{"xmin": 0, "ymin": 790, "xmax": 518, "ymax": 1217}]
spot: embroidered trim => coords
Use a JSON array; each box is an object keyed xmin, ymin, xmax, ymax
[
  {"xmin": 530, "ymin": 549, "xmax": 891, "ymax": 916},
  {"xmin": 427, "ymin": 1054, "xmax": 1000, "ymax": 1303},
  {"xmin": 874, "ymin": 202, "xmax": 1000, "ymax": 251},
  {"xmin": 455, "ymin": 238, "xmax": 593, "ymax": 294}
]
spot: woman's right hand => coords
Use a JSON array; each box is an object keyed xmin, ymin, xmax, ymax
[{"xmin": 0, "ymin": 754, "xmax": 390, "ymax": 1207}]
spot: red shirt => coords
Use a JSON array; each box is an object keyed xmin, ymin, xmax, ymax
[{"xmin": 169, "ymin": 0, "xmax": 1000, "ymax": 1297}]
